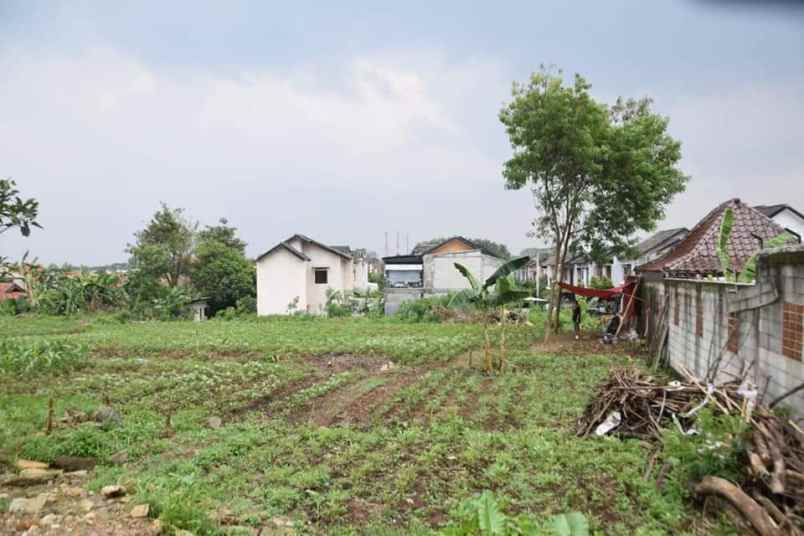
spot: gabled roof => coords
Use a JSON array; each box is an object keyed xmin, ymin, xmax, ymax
[
  {"xmin": 754, "ymin": 204, "xmax": 804, "ymax": 221},
  {"xmin": 382, "ymin": 254, "xmax": 423, "ymax": 265},
  {"xmin": 636, "ymin": 228, "xmax": 689, "ymax": 257},
  {"xmin": 415, "ymin": 236, "xmax": 509, "ymax": 258},
  {"xmin": 256, "ymin": 242, "xmax": 310, "ymax": 262},
  {"xmin": 287, "ymin": 234, "xmax": 353, "ymax": 260},
  {"xmin": 638, "ymin": 199, "xmax": 785, "ymax": 276},
  {"xmin": 257, "ymin": 234, "xmax": 356, "ymax": 263},
  {"xmin": 520, "ymin": 247, "xmax": 552, "ymax": 258}
]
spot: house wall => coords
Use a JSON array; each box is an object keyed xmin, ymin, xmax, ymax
[
  {"xmin": 643, "ymin": 246, "xmax": 804, "ymax": 418},
  {"xmin": 771, "ymin": 209, "xmax": 804, "ymax": 241},
  {"xmin": 256, "ymin": 249, "xmax": 307, "ymax": 315},
  {"xmin": 301, "ymin": 243, "xmax": 348, "ymax": 314},
  {"xmin": 424, "ymin": 250, "xmax": 503, "ymax": 290}
]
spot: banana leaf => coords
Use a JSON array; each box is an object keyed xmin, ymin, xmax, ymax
[
  {"xmin": 717, "ymin": 208, "xmax": 734, "ymax": 280},
  {"xmin": 483, "ymin": 256, "xmax": 531, "ymax": 289},
  {"xmin": 454, "ymin": 262, "xmax": 481, "ymax": 292}
]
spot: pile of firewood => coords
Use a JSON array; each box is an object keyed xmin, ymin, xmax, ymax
[
  {"xmin": 578, "ymin": 366, "xmax": 804, "ymax": 535},
  {"xmin": 742, "ymin": 414, "xmax": 804, "ymax": 534},
  {"xmin": 575, "ymin": 366, "xmax": 745, "ymax": 440}
]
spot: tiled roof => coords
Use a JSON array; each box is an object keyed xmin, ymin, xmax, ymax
[{"xmin": 638, "ymin": 199, "xmax": 785, "ymax": 276}]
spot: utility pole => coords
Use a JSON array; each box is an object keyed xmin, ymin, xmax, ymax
[{"xmin": 396, "ymin": 232, "xmax": 400, "ymax": 255}]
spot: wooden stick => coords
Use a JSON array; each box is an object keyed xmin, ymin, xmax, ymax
[{"xmin": 694, "ymin": 476, "xmax": 781, "ymax": 536}]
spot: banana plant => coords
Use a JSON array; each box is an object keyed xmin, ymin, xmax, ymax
[
  {"xmin": 453, "ymin": 256, "xmax": 531, "ymax": 372},
  {"xmin": 717, "ymin": 207, "xmax": 735, "ymax": 281}
]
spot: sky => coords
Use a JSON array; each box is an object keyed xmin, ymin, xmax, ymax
[{"xmin": 1, "ymin": 0, "xmax": 803, "ymax": 265}]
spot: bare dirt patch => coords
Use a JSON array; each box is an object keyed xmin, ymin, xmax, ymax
[{"xmin": 529, "ymin": 332, "xmax": 645, "ymax": 358}]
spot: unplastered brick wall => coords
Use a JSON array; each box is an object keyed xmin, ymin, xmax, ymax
[{"xmin": 644, "ymin": 245, "xmax": 804, "ymax": 419}]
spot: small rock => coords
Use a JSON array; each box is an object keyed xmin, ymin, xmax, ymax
[
  {"xmin": 100, "ymin": 485, "xmax": 125, "ymax": 498},
  {"xmin": 79, "ymin": 498, "xmax": 94, "ymax": 512},
  {"xmin": 39, "ymin": 514, "xmax": 61, "ymax": 526},
  {"xmin": 175, "ymin": 530, "xmax": 194, "ymax": 536},
  {"xmin": 92, "ymin": 406, "xmax": 122, "ymax": 428},
  {"xmin": 15, "ymin": 459, "xmax": 48, "ymax": 471},
  {"xmin": 9, "ymin": 498, "xmax": 28, "ymax": 514},
  {"xmin": 271, "ymin": 516, "xmax": 294, "ymax": 528},
  {"xmin": 53, "ymin": 456, "xmax": 96, "ymax": 472},
  {"xmin": 63, "ymin": 486, "xmax": 84, "ymax": 497},
  {"xmin": 207, "ymin": 416, "xmax": 223, "ymax": 429},
  {"xmin": 20, "ymin": 494, "xmax": 48, "ymax": 515},
  {"xmin": 151, "ymin": 519, "xmax": 162, "ymax": 532},
  {"xmin": 130, "ymin": 504, "xmax": 149, "ymax": 518},
  {"xmin": 66, "ymin": 470, "xmax": 88, "ymax": 478},
  {"xmin": 109, "ymin": 451, "xmax": 128, "ymax": 465},
  {"xmin": 380, "ymin": 361, "xmax": 397, "ymax": 372},
  {"xmin": 84, "ymin": 512, "xmax": 96, "ymax": 522}
]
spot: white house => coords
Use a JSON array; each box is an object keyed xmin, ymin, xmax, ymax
[
  {"xmin": 256, "ymin": 234, "xmax": 369, "ymax": 315},
  {"xmin": 755, "ymin": 204, "xmax": 804, "ymax": 243}
]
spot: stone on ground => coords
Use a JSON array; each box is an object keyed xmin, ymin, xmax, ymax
[
  {"xmin": 100, "ymin": 484, "xmax": 126, "ymax": 498},
  {"xmin": 131, "ymin": 504, "xmax": 150, "ymax": 518}
]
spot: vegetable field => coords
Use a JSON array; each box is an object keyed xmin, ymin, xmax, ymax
[{"xmin": 0, "ymin": 316, "xmax": 729, "ymax": 535}]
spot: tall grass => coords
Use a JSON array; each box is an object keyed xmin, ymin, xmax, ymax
[{"xmin": 0, "ymin": 339, "xmax": 88, "ymax": 376}]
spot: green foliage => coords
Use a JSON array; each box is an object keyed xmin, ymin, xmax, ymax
[
  {"xmin": 368, "ymin": 271, "xmax": 385, "ymax": 290},
  {"xmin": 500, "ymin": 67, "xmax": 686, "ymax": 330},
  {"xmin": 325, "ymin": 289, "xmax": 353, "ymax": 318},
  {"xmin": 738, "ymin": 231, "xmax": 797, "ymax": 283},
  {"xmin": 191, "ymin": 239, "xmax": 255, "ymax": 315},
  {"xmin": 717, "ymin": 207, "xmax": 735, "ymax": 281},
  {"xmin": 442, "ymin": 491, "xmax": 589, "ymax": 535},
  {"xmin": 396, "ymin": 294, "xmax": 456, "ymax": 322},
  {"xmin": 197, "ymin": 218, "xmax": 247, "ymax": 255},
  {"xmin": 661, "ymin": 409, "xmax": 747, "ymax": 504},
  {"xmin": 37, "ymin": 270, "xmax": 126, "ymax": 315},
  {"xmin": 0, "ymin": 178, "xmax": 40, "ymax": 238},
  {"xmin": 589, "ymin": 275, "xmax": 613, "ymax": 290},
  {"xmin": 127, "ymin": 203, "xmax": 196, "ymax": 289},
  {"xmin": 0, "ymin": 338, "xmax": 88, "ymax": 376}
]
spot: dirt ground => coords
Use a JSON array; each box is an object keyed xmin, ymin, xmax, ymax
[{"xmin": 0, "ymin": 466, "xmax": 160, "ymax": 536}]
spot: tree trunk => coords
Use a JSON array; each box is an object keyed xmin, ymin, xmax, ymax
[{"xmin": 544, "ymin": 243, "xmax": 564, "ymax": 342}]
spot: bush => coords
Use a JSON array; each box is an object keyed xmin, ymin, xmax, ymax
[
  {"xmin": 396, "ymin": 295, "xmax": 453, "ymax": 322},
  {"xmin": 0, "ymin": 339, "xmax": 88, "ymax": 377},
  {"xmin": 589, "ymin": 276, "xmax": 613, "ymax": 290}
]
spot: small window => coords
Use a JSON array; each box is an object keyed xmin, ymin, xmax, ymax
[{"xmin": 314, "ymin": 268, "xmax": 328, "ymax": 285}]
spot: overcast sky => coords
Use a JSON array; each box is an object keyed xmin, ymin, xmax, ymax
[{"xmin": 1, "ymin": 0, "xmax": 803, "ymax": 265}]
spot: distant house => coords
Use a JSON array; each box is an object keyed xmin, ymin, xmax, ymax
[
  {"xmin": 383, "ymin": 236, "xmax": 503, "ymax": 314},
  {"xmin": 256, "ymin": 234, "xmax": 370, "ymax": 315},
  {"xmin": 638, "ymin": 199, "xmax": 785, "ymax": 278},
  {"xmin": 754, "ymin": 204, "xmax": 804, "ymax": 243},
  {"xmin": 520, "ymin": 228, "xmax": 688, "ymax": 289},
  {"xmin": 0, "ymin": 281, "xmax": 26, "ymax": 302}
]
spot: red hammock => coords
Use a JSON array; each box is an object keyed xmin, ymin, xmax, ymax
[{"xmin": 558, "ymin": 282, "xmax": 628, "ymax": 300}]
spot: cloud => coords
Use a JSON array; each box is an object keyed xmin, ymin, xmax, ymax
[{"xmin": 0, "ymin": 47, "xmax": 521, "ymax": 263}]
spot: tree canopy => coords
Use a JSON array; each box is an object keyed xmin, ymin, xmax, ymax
[
  {"xmin": 127, "ymin": 204, "xmax": 196, "ymax": 289},
  {"xmin": 499, "ymin": 67, "xmax": 687, "ymax": 332},
  {"xmin": 0, "ymin": 178, "xmax": 40, "ymax": 237},
  {"xmin": 191, "ymin": 220, "xmax": 254, "ymax": 314}
]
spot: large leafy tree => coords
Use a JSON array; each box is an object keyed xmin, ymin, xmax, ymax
[
  {"xmin": 127, "ymin": 204, "xmax": 196, "ymax": 289},
  {"xmin": 499, "ymin": 68, "xmax": 687, "ymax": 334},
  {"xmin": 191, "ymin": 219, "xmax": 254, "ymax": 315}
]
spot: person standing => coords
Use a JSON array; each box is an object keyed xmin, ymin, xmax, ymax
[{"xmin": 572, "ymin": 296, "xmax": 582, "ymax": 340}]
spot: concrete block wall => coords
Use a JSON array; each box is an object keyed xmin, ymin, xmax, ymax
[{"xmin": 645, "ymin": 245, "xmax": 804, "ymax": 419}]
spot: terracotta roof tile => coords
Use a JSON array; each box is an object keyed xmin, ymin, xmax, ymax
[{"xmin": 637, "ymin": 199, "xmax": 785, "ymax": 276}]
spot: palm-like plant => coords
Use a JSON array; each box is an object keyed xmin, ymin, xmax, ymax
[{"xmin": 453, "ymin": 256, "xmax": 531, "ymax": 372}]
